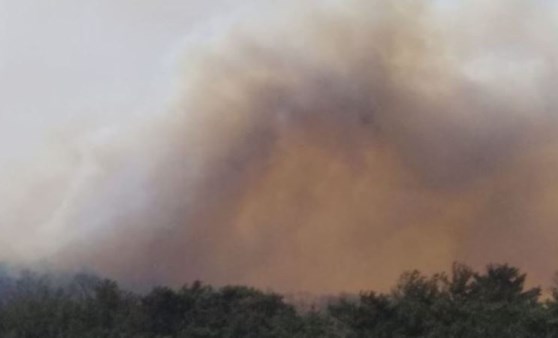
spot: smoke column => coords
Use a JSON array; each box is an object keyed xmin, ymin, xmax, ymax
[{"xmin": 2, "ymin": 0, "xmax": 558, "ymax": 293}]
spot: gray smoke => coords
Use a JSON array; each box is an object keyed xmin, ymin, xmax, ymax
[{"xmin": 2, "ymin": 0, "xmax": 558, "ymax": 293}]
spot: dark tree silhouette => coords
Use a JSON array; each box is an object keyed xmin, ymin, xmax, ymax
[{"xmin": 0, "ymin": 263, "xmax": 556, "ymax": 337}]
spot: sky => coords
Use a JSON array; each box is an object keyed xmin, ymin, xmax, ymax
[
  {"xmin": 0, "ymin": 0, "xmax": 241, "ymax": 156},
  {"xmin": 0, "ymin": 0, "xmax": 251, "ymax": 257}
]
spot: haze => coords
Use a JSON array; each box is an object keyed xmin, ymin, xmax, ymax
[{"xmin": 1, "ymin": 0, "xmax": 558, "ymax": 293}]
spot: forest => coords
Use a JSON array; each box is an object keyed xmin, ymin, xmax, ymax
[{"xmin": 0, "ymin": 263, "xmax": 556, "ymax": 337}]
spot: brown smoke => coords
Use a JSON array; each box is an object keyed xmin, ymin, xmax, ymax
[{"xmin": 9, "ymin": 0, "xmax": 558, "ymax": 293}]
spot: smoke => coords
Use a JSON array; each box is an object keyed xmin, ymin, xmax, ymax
[{"xmin": 2, "ymin": 0, "xmax": 558, "ymax": 293}]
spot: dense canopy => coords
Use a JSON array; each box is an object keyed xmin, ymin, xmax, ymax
[{"xmin": 0, "ymin": 263, "xmax": 556, "ymax": 337}]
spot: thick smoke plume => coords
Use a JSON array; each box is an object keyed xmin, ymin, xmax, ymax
[{"xmin": 3, "ymin": 0, "xmax": 558, "ymax": 293}]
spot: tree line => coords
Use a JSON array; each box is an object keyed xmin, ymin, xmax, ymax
[{"xmin": 0, "ymin": 263, "xmax": 557, "ymax": 337}]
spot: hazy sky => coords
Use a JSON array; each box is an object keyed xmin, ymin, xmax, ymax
[
  {"xmin": 0, "ymin": 0, "xmax": 262, "ymax": 260},
  {"xmin": 0, "ymin": 0, "xmax": 239, "ymax": 157}
]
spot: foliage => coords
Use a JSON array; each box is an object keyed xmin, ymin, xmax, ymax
[{"xmin": 0, "ymin": 264, "xmax": 556, "ymax": 337}]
